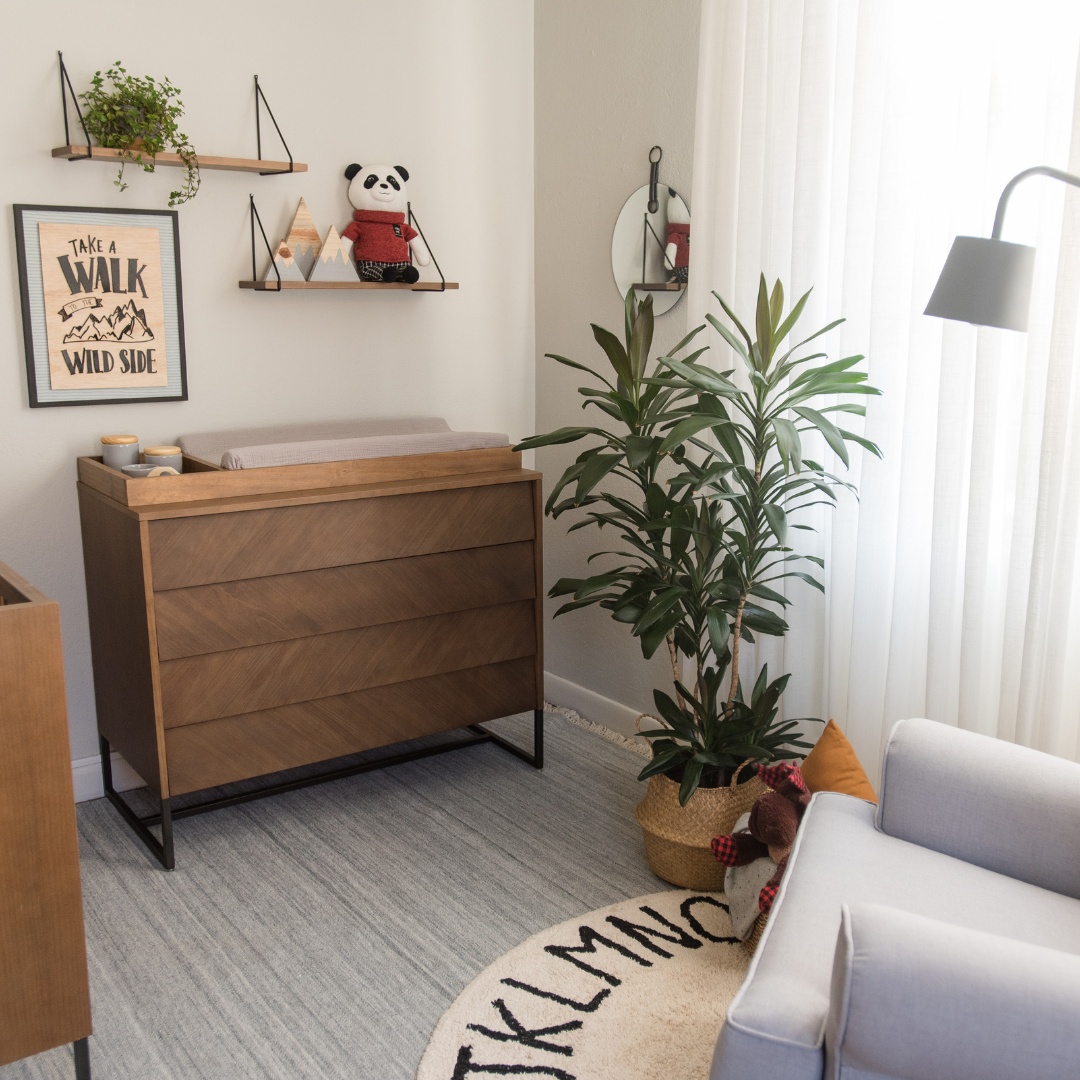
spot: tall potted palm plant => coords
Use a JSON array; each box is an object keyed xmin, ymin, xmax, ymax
[{"xmin": 517, "ymin": 279, "xmax": 881, "ymax": 887}]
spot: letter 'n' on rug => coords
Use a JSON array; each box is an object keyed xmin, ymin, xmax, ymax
[{"xmin": 417, "ymin": 890, "xmax": 749, "ymax": 1080}]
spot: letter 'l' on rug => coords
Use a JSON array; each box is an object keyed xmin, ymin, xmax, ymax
[{"xmin": 417, "ymin": 890, "xmax": 749, "ymax": 1080}]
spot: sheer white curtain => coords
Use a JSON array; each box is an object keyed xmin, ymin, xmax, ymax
[{"xmin": 688, "ymin": 0, "xmax": 1080, "ymax": 777}]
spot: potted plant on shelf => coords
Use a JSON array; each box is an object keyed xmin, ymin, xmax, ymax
[
  {"xmin": 516, "ymin": 279, "xmax": 881, "ymax": 888},
  {"xmin": 79, "ymin": 62, "xmax": 200, "ymax": 206}
]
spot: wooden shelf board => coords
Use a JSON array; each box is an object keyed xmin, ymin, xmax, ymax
[
  {"xmin": 238, "ymin": 280, "xmax": 459, "ymax": 291},
  {"xmin": 632, "ymin": 282, "xmax": 687, "ymax": 291},
  {"xmin": 52, "ymin": 145, "xmax": 307, "ymax": 174}
]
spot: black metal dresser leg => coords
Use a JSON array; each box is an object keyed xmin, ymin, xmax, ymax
[{"xmin": 73, "ymin": 1037, "xmax": 91, "ymax": 1080}]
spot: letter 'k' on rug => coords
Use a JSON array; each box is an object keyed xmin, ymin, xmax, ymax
[{"xmin": 417, "ymin": 889, "xmax": 750, "ymax": 1080}]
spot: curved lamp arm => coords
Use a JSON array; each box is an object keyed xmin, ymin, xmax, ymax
[{"xmin": 992, "ymin": 165, "xmax": 1080, "ymax": 239}]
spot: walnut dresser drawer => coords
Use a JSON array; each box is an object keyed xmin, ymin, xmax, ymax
[
  {"xmin": 153, "ymin": 541, "xmax": 536, "ymax": 660},
  {"xmin": 147, "ymin": 483, "xmax": 535, "ymax": 590}
]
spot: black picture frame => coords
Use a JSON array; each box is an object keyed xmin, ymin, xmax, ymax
[{"xmin": 13, "ymin": 203, "xmax": 187, "ymax": 408}]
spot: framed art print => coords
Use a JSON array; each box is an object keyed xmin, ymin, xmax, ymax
[{"xmin": 14, "ymin": 204, "xmax": 187, "ymax": 407}]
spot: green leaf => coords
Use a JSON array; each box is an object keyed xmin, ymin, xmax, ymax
[
  {"xmin": 591, "ymin": 324, "xmax": 633, "ymax": 387},
  {"xmin": 678, "ymin": 758, "xmax": 705, "ymax": 806},
  {"xmin": 771, "ymin": 417, "xmax": 803, "ymax": 473},
  {"xmin": 755, "ymin": 276, "xmax": 774, "ymax": 366},
  {"xmin": 793, "ymin": 406, "xmax": 849, "ymax": 467},
  {"xmin": 635, "ymin": 587, "xmax": 688, "ymax": 633},
  {"xmin": 624, "ymin": 435, "xmax": 654, "ymax": 469},
  {"xmin": 544, "ymin": 352, "xmax": 616, "ymax": 391},
  {"xmin": 574, "ymin": 453, "xmax": 622, "ymax": 504},
  {"xmin": 549, "ymin": 577, "xmax": 584, "ymax": 597},
  {"xmin": 772, "ymin": 287, "xmax": 811, "ymax": 349},
  {"xmin": 658, "ymin": 415, "xmax": 731, "ymax": 453},
  {"xmin": 763, "ymin": 503, "xmax": 788, "ymax": 546},
  {"xmin": 838, "ymin": 429, "xmax": 884, "ymax": 458},
  {"xmin": 513, "ymin": 426, "xmax": 605, "ymax": 452},
  {"xmin": 706, "ymin": 608, "xmax": 730, "ymax": 658}
]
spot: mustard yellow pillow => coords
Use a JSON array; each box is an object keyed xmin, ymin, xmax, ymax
[{"xmin": 800, "ymin": 720, "xmax": 878, "ymax": 803}]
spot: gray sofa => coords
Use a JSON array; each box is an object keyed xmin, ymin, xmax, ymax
[{"xmin": 711, "ymin": 717, "xmax": 1080, "ymax": 1080}]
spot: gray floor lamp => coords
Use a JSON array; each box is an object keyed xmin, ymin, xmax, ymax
[{"xmin": 925, "ymin": 166, "xmax": 1080, "ymax": 331}]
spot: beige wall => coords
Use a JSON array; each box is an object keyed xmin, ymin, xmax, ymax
[
  {"xmin": 0, "ymin": 1, "xmax": 534, "ymax": 779},
  {"xmin": 535, "ymin": 0, "xmax": 701, "ymax": 734}
]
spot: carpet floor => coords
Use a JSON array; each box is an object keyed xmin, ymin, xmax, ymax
[{"xmin": 1, "ymin": 712, "xmax": 675, "ymax": 1080}]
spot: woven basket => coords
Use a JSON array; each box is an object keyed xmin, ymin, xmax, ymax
[
  {"xmin": 743, "ymin": 911, "xmax": 768, "ymax": 955},
  {"xmin": 635, "ymin": 763, "xmax": 767, "ymax": 890}
]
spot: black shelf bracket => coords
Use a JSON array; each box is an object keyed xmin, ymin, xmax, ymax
[
  {"xmin": 58, "ymin": 52, "xmax": 92, "ymax": 159},
  {"xmin": 249, "ymin": 194, "xmax": 282, "ymax": 291},
  {"xmin": 254, "ymin": 75, "xmax": 294, "ymax": 174},
  {"xmin": 407, "ymin": 202, "xmax": 447, "ymax": 291}
]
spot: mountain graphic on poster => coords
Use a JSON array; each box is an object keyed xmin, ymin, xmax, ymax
[
  {"xmin": 307, "ymin": 225, "xmax": 357, "ymax": 282},
  {"xmin": 282, "ymin": 197, "xmax": 321, "ymax": 278},
  {"xmin": 62, "ymin": 300, "xmax": 155, "ymax": 343},
  {"xmin": 264, "ymin": 238, "xmax": 308, "ymax": 282}
]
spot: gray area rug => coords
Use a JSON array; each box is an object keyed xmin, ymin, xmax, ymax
[{"xmin": 1, "ymin": 712, "xmax": 671, "ymax": 1080}]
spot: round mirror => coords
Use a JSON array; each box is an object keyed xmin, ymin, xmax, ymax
[{"xmin": 611, "ymin": 184, "xmax": 690, "ymax": 315}]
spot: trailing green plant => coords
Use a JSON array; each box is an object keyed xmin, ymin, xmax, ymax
[
  {"xmin": 79, "ymin": 63, "xmax": 200, "ymax": 206},
  {"xmin": 515, "ymin": 278, "xmax": 882, "ymax": 805}
]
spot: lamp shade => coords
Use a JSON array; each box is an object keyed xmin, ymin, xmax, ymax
[{"xmin": 924, "ymin": 236, "xmax": 1036, "ymax": 331}]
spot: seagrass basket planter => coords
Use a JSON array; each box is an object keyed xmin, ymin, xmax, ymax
[{"xmin": 634, "ymin": 764, "xmax": 767, "ymax": 890}]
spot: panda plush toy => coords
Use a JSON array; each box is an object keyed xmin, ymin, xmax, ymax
[{"xmin": 341, "ymin": 164, "xmax": 431, "ymax": 283}]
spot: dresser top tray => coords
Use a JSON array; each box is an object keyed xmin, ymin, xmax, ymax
[{"xmin": 78, "ymin": 447, "xmax": 536, "ymax": 519}]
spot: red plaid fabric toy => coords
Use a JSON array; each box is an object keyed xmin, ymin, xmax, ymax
[{"xmin": 712, "ymin": 763, "xmax": 811, "ymax": 916}]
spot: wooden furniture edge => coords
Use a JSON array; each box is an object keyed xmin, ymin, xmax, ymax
[
  {"xmin": 52, "ymin": 145, "xmax": 309, "ymax": 173},
  {"xmin": 78, "ymin": 446, "xmax": 522, "ymax": 506},
  {"xmin": 531, "ymin": 478, "xmax": 545, "ymax": 710},
  {"xmin": 139, "ymin": 522, "xmax": 171, "ymax": 798},
  {"xmin": 76, "ymin": 469, "xmax": 542, "ymax": 523},
  {"xmin": 0, "ymin": 560, "xmax": 53, "ymax": 607}
]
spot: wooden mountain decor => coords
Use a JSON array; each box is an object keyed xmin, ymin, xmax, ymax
[
  {"xmin": 308, "ymin": 225, "xmax": 357, "ymax": 282},
  {"xmin": 264, "ymin": 239, "xmax": 307, "ymax": 282},
  {"xmin": 282, "ymin": 198, "xmax": 321, "ymax": 278}
]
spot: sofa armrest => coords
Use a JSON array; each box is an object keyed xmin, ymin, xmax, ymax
[
  {"xmin": 877, "ymin": 717, "xmax": 1080, "ymax": 898},
  {"xmin": 826, "ymin": 904, "xmax": 1080, "ymax": 1080}
]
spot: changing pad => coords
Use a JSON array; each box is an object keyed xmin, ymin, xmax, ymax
[{"xmin": 176, "ymin": 418, "xmax": 509, "ymax": 470}]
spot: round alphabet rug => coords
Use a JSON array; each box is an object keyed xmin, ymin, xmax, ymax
[{"xmin": 417, "ymin": 890, "xmax": 749, "ymax": 1080}]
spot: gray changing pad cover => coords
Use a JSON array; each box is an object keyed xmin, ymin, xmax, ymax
[{"xmin": 176, "ymin": 417, "xmax": 509, "ymax": 470}]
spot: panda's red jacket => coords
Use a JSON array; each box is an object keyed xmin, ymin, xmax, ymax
[{"xmin": 342, "ymin": 210, "xmax": 418, "ymax": 263}]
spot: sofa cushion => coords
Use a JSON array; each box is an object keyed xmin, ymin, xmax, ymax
[
  {"xmin": 711, "ymin": 793, "xmax": 1080, "ymax": 1080},
  {"xmin": 800, "ymin": 719, "xmax": 877, "ymax": 803}
]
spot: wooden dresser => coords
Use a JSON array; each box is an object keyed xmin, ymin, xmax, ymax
[
  {"xmin": 77, "ymin": 447, "xmax": 543, "ymax": 868},
  {"xmin": 0, "ymin": 562, "xmax": 92, "ymax": 1078}
]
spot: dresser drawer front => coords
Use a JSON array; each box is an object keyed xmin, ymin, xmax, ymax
[
  {"xmin": 162, "ymin": 658, "xmax": 538, "ymax": 795},
  {"xmin": 159, "ymin": 600, "xmax": 536, "ymax": 728},
  {"xmin": 148, "ymin": 482, "xmax": 535, "ymax": 590},
  {"xmin": 154, "ymin": 541, "xmax": 536, "ymax": 660}
]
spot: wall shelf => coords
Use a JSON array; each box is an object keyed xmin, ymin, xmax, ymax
[
  {"xmin": 239, "ymin": 280, "xmax": 458, "ymax": 291},
  {"xmin": 632, "ymin": 282, "xmax": 687, "ymax": 291},
  {"xmin": 52, "ymin": 145, "xmax": 308, "ymax": 174}
]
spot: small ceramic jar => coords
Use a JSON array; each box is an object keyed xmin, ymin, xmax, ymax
[
  {"xmin": 144, "ymin": 445, "xmax": 183, "ymax": 473},
  {"xmin": 101, "ymin": 435, "xmax": 139, "ymax": 471}
]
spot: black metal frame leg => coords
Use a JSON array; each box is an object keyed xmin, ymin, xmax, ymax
[
  {"xmin": 73, "ymin": 1037, "xmax": 91, "ymax": 1080},
  {"xmin": 470, "ymin": 708, "xmax": 544, "ymax": 769},
  {"xmin": 99, "ymin": 710, "xmax": 543, "ymax": 869},
  {"xmin": 99, "ymin": 736, "xmax": 174, "ymax": 870}
]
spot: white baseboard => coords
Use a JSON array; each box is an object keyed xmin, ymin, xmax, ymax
[
  {"xmin": 72, "ymin": 752, "xmax": 147, "ymax": 803},
  {"xmin": 543, "ymin": 671, "xmax": 645, "ymax": 740}
]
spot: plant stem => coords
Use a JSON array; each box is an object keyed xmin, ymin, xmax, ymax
[
  {"xmin": 666, "ymin": 633, "xmax": 687, "ymax": 711},
  {"xmin": 726, "ymin": 595, "xmax": 746, "ymax": 707}
]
